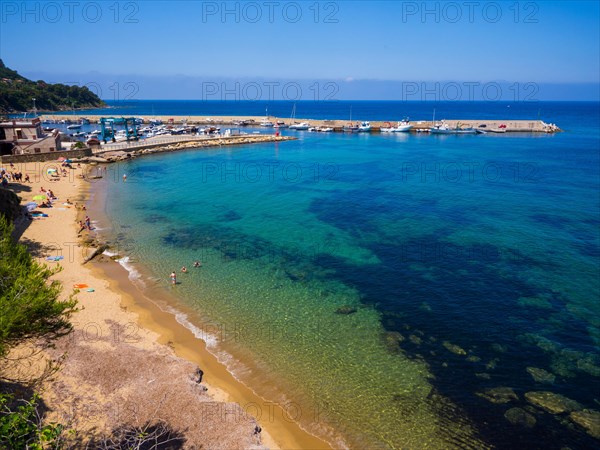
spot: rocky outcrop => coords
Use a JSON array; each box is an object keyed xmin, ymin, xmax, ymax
[
  {"xmin": 442, "ymin": 341, "xmax": 467, "ymax": 356},
  {"xmin": 526, "ymin": 367, "xmax": 556, "ymax": 384},
  {"xmin": 477, "ymin": 387, "xmax": 519, "ymax": 404},
  {"xmin": 504, "ymin": 407, "xmax": 537, "ymax": 428},
  {"xmin": 525, "ymin": 391, "xmax": 582, "ymax": 414},
  {"xmin": 569, "ymin": 409, "xmax": 600, "ymax": 438}
]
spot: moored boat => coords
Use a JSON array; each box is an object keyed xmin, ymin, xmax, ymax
[
  {"xmin": 430, "ymin": 120, "xmax": 478, "ymax": 134},
  {"xmin": 289, "ymin": 122, "xmax": 310, "ymax": 130},
  {"xmin": 357, "ymin": 121, "xmax": 372, "ymax": 132}
]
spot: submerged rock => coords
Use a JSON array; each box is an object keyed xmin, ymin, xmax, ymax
[
  {"xmin": 335, "ymin": 306, "xmax": 357, "ymax": 315},
  {"xmin": 476, "ymin": 373, "xmax": 491, "ymax": 380},
  {"xmin": 477, "ymin": 387, "xmax": 519, "ymax": 404},
  {"xmin": 419, "ymin": 302, "xmax": 432, "ymax": 312},
  {"xmin": 576, "ymin": 356, "xmax": 600, "ymax": 377},
  {"xmin": 466, "ymin": 355, "xmax": 481, "ymax": 363},
  {"xmin": 525, "ymin": 391, "xmax": 583, "ymax": 414},
  {"xmin": 569, "ymin": 409, "xmax": 600, "ymax": 438},
  {"xmin": 491, "ymin": 343, "xmax": 508, "ymax": 353},
  {"xmin": 442, "ymin": 341, "xmax": 467, "ymax": 356},
  {"xmin": 486, "ymin": 358, "xmax": 499, "ymax": 370},
  {"xmin": 505, "ymin": 407, "xmax": 537, "ymax": 428},
  {"xmin": 384, "ymin": 331, "xmax": 405, "ymax": 352},
  {"xmin": 409, "ymin": 334, "xmax": 422, "ymax": 345},
  {"xmin": 527, "ymin": 367, "xmax": 556, "ymax": 384}
]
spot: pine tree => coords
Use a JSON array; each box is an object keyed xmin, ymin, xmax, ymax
[{"xmin": 0, "ymin": 216, "xmax": 76, "ymax": 358}]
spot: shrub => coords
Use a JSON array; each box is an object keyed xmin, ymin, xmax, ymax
[{"xmin": 0, "ymin": 215, "xmax": 76, "ymax": 359}]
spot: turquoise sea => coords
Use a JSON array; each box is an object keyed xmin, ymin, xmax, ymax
[{"xmin": 95, "ymin": 102, "xmax": 599, "ymax": 449}]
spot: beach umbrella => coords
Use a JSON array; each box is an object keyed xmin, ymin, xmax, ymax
[
  {"xmin": 46, "ymin": 168, "xmax": 58, "ymax": 174},
  {"xmin": 25, "ymin": 202, "xmax": 38, "ymax": 211},
  {"xmin": 57, "ymin": 157, "xmax": 66, "ymax": 162},
  {"xmin": 65, "ymin": 159, "xmax": 72, "ymax": 163},
  {"xmin": 32, "ymin": 194, "xmax": 47, "ymax": 201}
]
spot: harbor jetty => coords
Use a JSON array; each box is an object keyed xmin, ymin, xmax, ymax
[
  {"xmin": 40, "ymin": 114, "xmax": 562, "ymax": 133},
  {"xmin": 83, "ymin": 134, "xmax": 296, "ymax": 161}
]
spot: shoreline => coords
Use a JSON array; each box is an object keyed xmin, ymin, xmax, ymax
[
  {"xmin": 14, "ymin": 162, "xmax": 331, "ymax": 449},
  {"xmin": 87, "ymin": 174, "xmax": 335, "ymax": 449}
]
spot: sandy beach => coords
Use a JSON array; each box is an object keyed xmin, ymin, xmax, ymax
[{"xmin": 9, "ymin": 161, "xmax": 330, "ymax": 449}]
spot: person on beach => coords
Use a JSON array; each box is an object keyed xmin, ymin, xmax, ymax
[
  {"xmin": 24, "ymin": 174, "xmax": 31, "ymax": 183},
  {"xmin": 123, "ymin": 174, "xmax": 127, "ymax": 182},
  {"xmin": 181, "ymin": 266, "xmax": 188, "ymax": 273},
  {"xmin": 193, "ymin": 261, "xmax": 201, "ymax": 267},
  {"xmin": 170, "ymin": 271, "xmax": 177, "ymax": 284},
  {"xmin": 85, "ymin": 216, "xmax": 91, "ymax": 229}
]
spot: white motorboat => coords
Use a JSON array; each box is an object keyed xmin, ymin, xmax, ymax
[
  {"xmin": 289, "ymin": 122, "xmax": 310, "ymax": 130},
  {"xmin": 357, "ymin": 121, "xmax": 372, "ymax": 132},
  {"xmin": 391, "ymin": 120, "xmax": 412, "ymax": 132}
]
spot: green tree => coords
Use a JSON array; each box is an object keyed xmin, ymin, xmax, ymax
[
  {"xmin": 0, "ymin": 216, "xmax": 76, "ymax": 448},
  {"xmin": 0, "ymin": 215, "xmax": 76, "ymax": 360}
]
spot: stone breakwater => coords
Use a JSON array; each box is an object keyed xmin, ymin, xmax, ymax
[{"xmin": 77, "ymin": 135, "xmax": 296, "ymax": 163}]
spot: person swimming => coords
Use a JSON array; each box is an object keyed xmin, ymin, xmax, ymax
[
  {"xmin": 181, "ymin": 266, "xmax": 188, "ymax": 273},
  {"xmin": 170, "ymin": 271, "xmax": 177, "ymax": 284},
  {"xmin": 193, "ymin": 261, "xmax": 201, "ymax": 267}
]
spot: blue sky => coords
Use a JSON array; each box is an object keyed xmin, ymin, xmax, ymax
[{"xmin": 1, "ymin": 1, "xmax": 599, "ymax": 99}]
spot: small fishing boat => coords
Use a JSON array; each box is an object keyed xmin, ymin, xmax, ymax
[
  {"xmin": 274, "ymin": 121, "xmax": 288, "ymax": 128},
  {"xmin": 380, "ymin": 122, "xmax": 394, "ymax": 132},
  {"xmin": 430, "ymin": 121, "xmax": 478, "ymax": 134},
  {"xmin": 358, "ymin": 121, "xmax": 371, "ymax": 132},
  {"xmin": 391, "ymin": 118, "xmax": 412, "ymax": 132},
  {"xmin": 344, "ymin": 106, "xmax": 359, "ymax": 132},
  {"xmin": 66, "ymin": 123, "xmax": 82, "ymax": 130}
]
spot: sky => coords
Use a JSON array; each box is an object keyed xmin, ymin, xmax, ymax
[{"xmin": 1, "ymin": 0, "xmax": 599, "ymax": 100}]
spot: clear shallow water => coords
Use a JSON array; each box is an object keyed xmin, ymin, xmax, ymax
[{"xmin": 99, "ymin": 103, "xmax": 600, "ymax": 449}]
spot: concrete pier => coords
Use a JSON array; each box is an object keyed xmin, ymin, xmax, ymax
[{"xmin": 39, "ymin": 114, "xmax": 562, "ymax": 133}]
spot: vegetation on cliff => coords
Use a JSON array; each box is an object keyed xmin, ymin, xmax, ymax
[{"xmin": 0, "ymin": 60, "xmax": 105, "ymax": 114}]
